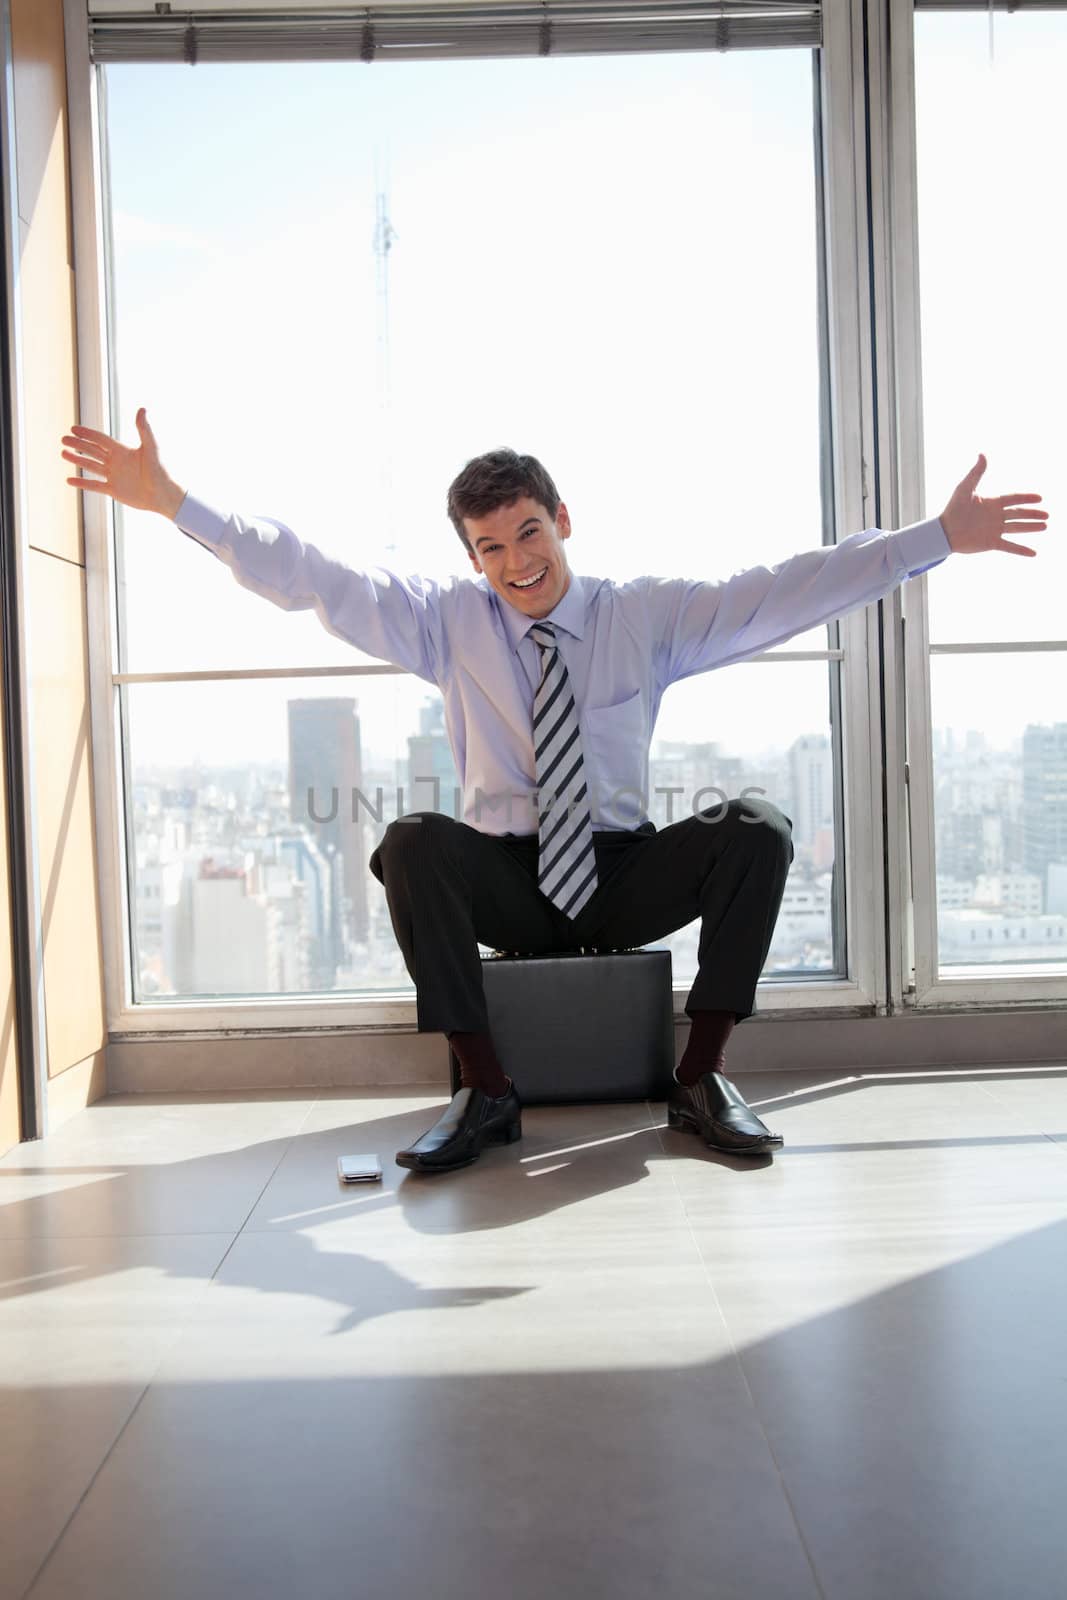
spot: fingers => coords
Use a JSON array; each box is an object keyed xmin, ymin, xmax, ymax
[
  {"xmin": 67, "ymin": 425, "xmax": 115, "ymax": 451},
  {"xmin": 995, "ymin": 493, "xmax": 1044, "ymax": 505},
  {"xmin": 61, "ymin": 448, "xmax": 108, "ymax": 472},
  {"xmin": 62, "ymin": 436, "xmax": 110, "ymax": 463},
  {"xmin": 996, "ymin": 539, "xmax": 1037, "ymax": 557},
  {"xmin": 1002, "ymin": 519, "xmax": 1049, "ymax": 531},
  {"xmin": 65, "ymin": 478, "xmax": 110, "ymax": 493}
]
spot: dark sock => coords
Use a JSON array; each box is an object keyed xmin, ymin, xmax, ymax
[
  {"xmin": 675, "ymin": 1009, "xmax": 736, "ymax": 1086},
  {"xmin": 448, "ymin": 1030, "xmax": 510, "ymax": 1097}
]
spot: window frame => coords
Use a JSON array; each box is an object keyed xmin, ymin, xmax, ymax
[
  {"xmin": 896, "ymin": 0, "xmax": 1067, "ymax": 1008},
  {"xmin": 68, "ymin": 0, "xmax": 908, "ymax": 1039}
]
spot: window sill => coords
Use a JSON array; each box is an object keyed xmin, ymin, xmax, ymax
[{"xmin": 108, "ymin": 975, "xmax": 872, "ymax": 1038}]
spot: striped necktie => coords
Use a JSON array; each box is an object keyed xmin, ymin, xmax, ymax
[{"xmin": 529, "ymin": 621, "xmax": 598, "ymax": 918}]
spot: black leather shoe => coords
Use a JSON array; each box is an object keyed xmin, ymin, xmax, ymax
[
  {"xmin": 395, "ymin": 1080, "xmax": 523, "ymax": 1173},
  {"xmin": 667, "ymin": 1070, "xmax": 784, "ymax": 1155}
]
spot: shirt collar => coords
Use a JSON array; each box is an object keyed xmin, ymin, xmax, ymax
[{"xmin": 495, "ymin": 571, "xmax": 587, "ymax": 654}]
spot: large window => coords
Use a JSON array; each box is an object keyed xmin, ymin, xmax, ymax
[
  {"xmin": 913, "ymin": 5, "xmax": 1067, "ymax": 987},
  {"xmin": 99, "ymin": 43, "xmax": 847, "ymax": 1005}
]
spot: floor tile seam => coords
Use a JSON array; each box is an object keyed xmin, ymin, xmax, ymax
[
  {"xmin": 224, "ymin": 1093, "xmax": 324, "ymax": 1248},
  {"xmin": 16, "ymin": 1227, "xmax": 241, "ymax": 1600},
  {"xmin": 969, "ymin": 1078, "xmax": 1036, "ymax": 1115},
  {"xmin": 106, "ymin": 1113, "xmax": 327, "ymax": 1377},
  {"xmin": 20, "ymin": 1099, "xmax": 328, "ymax": 1592},
  {"xmin": 15, "ymin": 1088, "xmax": 337, "ymax": 1600},
  {"xmin": 638, "ymin": 1100, "xmax": 712, "ymax": 1234},
  {"xmin": 970, "ymin": 1080, "xmax": 1067, "ymax": 1152},
  {"xmin": 20, "ymin": 1366, "xmax": 174, "ymax": 1600},
  {"xmin": 18, "ymin": 1413, "xmax": 137, "ymax": 1598},
  {"xmin": 0, "ymin": 1228, "xmax": 269, "ymax": 1241},
  {"xmin": 688, "ymin": 1227, "xmax": 829, "ymax": 1600},
  {"xmin": 18, "ymin": 1121, "xmax": 319, "ymax": 1594},
  {"xmin": 648, "ymin": 1112, "xmax": 829, "ymax": 1600}
]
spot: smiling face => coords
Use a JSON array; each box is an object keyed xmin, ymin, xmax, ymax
[{"xmin": 464, "ymin": 496, "xmax": 573, "ymax": 618}]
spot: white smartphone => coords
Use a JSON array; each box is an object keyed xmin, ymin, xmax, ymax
[{"xmin": 337, "ymin": 1153, "xmax": 383, "ymax": 1184}]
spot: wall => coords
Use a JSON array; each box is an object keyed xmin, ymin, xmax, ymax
[
  {"xmin": 0, "ymin": 680, "xmax": 19, "ymax": 1151},
  {"xmin": 8, "ymin": 0, "xmax": 106, "ymax": 1139}
]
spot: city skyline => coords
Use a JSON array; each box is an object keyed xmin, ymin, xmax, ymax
[{"xmin": 130, "ymin": 703, "xmax": 1067, "ymax": 1001}]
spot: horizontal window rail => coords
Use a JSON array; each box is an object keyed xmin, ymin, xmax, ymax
[
  {"xmin": 914, "ymin": 1, "xmax": 1067, "ymax": 11},
  {"xmin": 928, "ymin": 640, "xmax": 1067, "ymax": 655},
  {"xmin": 113, "ymin": 650, "xmax": 846, "ymax": 686}
]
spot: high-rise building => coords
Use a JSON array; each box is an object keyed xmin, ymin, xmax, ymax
[
  {"xmin": 937, "ymin": 808, "xmax": 986, "ymax": 883},
  {"xmin": 1022, "ymin": 723, "xmax": 1067, "ymax": 909},
  {"xmin": 166, "ymin": 855, "xmax": 279, "ymax": 995},
  {"xmin": 1048, "ymin": 863, "xmax": 1067, "ymax": 917},
  {"xmin": 406, "ymin": 697, "xmax": 461, "ymax": 816},
  {"xmin": 276, "ymin": 830, "xmax": 339, "ymax": 987},
  {"xmin": 648, "ymin": 740, "xmax": 747, "ymax": 828},
  {"xmin": 287, "ymin": 699, "xmax": 369, "ymax": 945},
  {"xmin": 788, "ymin": 735, "xmax": 834, "ymax": 849}
]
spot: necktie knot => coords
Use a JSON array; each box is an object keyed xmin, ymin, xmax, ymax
[{"xmin": 529, "ymin": 621, "xmax": 557, "ymax": 654}]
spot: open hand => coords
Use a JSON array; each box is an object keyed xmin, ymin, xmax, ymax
[
  {"xmin": 60, "ymin": 408, "xmax": 186, "ymax": 519},
  {"xmin": 939, "ymin": 454, "xmax": 1049, "ymax": 557}
]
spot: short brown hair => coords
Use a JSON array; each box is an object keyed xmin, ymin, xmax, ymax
[{"xmin": 446, "ymin": 448, "xmax": 561, "ymax": 550}]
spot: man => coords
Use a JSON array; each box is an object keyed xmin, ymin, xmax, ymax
[{"xmin": 61, "ymin": 410, "xmax": 1048, "ymax": 1172}]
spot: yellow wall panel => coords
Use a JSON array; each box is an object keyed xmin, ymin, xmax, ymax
[
  {"xmin": 47, "ymin": 1048, "xmax": 107, "ymax": 1131},
  {"xmin": 13, "ymin": 0, "xmax": 83, "ymax": 566},
  {"xmin": 10, "ymin": 0, "xmax": 71, "ymax": 255},
  {"xmin": 19, "ymin": 217, "xmax": 83, "ymax": 566},
  {"xmin": 27, "ymin": 549, "xmax": 105, "ymax": 1078},
  {"xmin": 0, "ymin": 648, "xmax": 21, "ymax": 1152},
  {"xmin": 8, "ymin": 0, "xmax": 107, "ymax": 1122},
  {"xmin": 0, "ymin": 0, "xmax": 77, "ymax": 1147},
  {"xmin": 13, "ymin": 0, "xmax": 83, "ymax": 567}
]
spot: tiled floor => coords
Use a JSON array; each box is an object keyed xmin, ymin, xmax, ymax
[{"xmin": 2, "ymin": 1068, "xmax": 1066, "ymax": 1600}]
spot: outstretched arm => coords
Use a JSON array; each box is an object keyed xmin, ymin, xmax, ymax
[
  {"xmin": 60, "ymin": 408, "xmax": 446, "ymax": 683},
  {"xmin": 646, "ymin": 455, "xmax": 1049, "ymax": 684}
]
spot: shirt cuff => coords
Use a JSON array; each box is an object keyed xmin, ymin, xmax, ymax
[
  {"xmin": 174, "ymin": 491, "xmax": 231, "ymax": 550},
  {"xmin": 893, "ymin": 515, "xmax": 951, "ymax": 578}
]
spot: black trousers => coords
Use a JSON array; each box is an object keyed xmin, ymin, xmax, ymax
[{"xmin": 368, "ymin": 797, "xmax": 794, "ymax": 1035}]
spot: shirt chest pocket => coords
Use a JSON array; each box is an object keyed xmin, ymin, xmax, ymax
[{"xmin": 581, "ymin": 690, "xmax": 649, "ymax": 826}]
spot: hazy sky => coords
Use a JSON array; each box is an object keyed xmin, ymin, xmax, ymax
[
  {"xmin": 99, "ymin": 11, "xmax": 1064, "ymax": 772},
  {"xmin": 915, "ymin": 11, "xmax": 1066, "ymax": 653}
]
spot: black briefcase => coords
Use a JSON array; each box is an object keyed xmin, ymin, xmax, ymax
[{"xmin": 448, "ymin": 948, "xmax": 676, "ymax": 1105}]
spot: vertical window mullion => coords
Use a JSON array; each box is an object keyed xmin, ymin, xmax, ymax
[
  {"xmin": 818, "ymin": 0, "xmax": 893, "ymax": 1009},
  {"xmin": 886, "ymin": 0, "xmax": 942, "ymax": 1003},
  {"xmin": 878, "ymin": 0, "xmax": 931, "ymax": 1012}
]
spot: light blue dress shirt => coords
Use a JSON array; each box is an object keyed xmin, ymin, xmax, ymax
[{"xmin": 175, "ymin": 493, "xmax": 950, "ymax": 835}]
